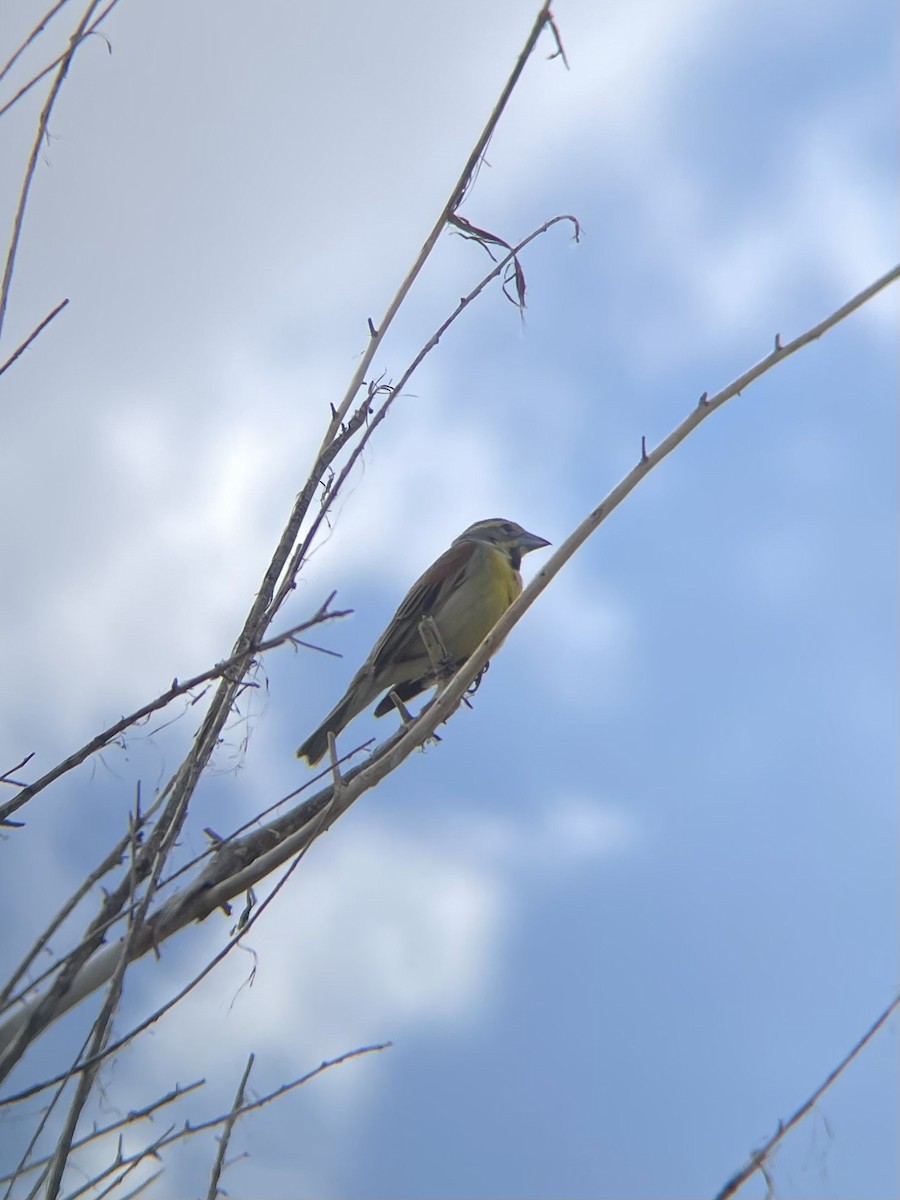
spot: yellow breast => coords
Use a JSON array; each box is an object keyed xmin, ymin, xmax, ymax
[{"xmin": 436, "ymin": 544, "xmax": 522, "ymax": 661}]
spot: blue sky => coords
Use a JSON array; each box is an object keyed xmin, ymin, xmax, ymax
[{"xmin": 0, "ymin": 0, "xmax": 897, "ymax": 1197}]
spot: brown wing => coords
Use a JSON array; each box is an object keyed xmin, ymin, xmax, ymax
[{"xmin": 369, "ymin": 540, "xmax": 475, "ymax": 674}]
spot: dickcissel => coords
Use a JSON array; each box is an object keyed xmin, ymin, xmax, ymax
[{"xmin": 297, "ymin": 518, "xmax": 550, "ymax": 765}]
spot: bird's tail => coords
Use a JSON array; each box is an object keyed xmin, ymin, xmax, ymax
[{"xmin": 296, "ymin": 675, "xmax": 375, "ymax": 765}]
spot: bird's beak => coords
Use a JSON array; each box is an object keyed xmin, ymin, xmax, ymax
[{"xmin": 517, "ymin": 529, "xmax": 551, "ymax": 555}]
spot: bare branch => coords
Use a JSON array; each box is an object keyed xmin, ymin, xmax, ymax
[
  {"xmin": 313, "ymin": 3, "xmax": 561, "ymax": 449},
  {"xmin": 0, "ymin": 599, "xmax": 349, "ymax": 825},
  {"xmin": 43, "ymin": 797, "xmax": 145, "ymax": 1200},
  {"xmin": 84, "ymin": 1045, "xmax": 390, "ymax": 1194},
  {"xmin": 0, "ymin": 809, "xmax": 333, "ymax": 1103},
  {"xmin": 0, "ymin": 297, "xmax": 68, "ymax": 378},
  {"xmin": 61, "ymin": 1129, "xmax": 170, "ymax": 1200},
  {"xmin": 205, "ymin": 1054, "xmax": 254, "ymax": 1200},
  {"xmin": 0, "ymin": 818, "xmax": 141, "ymax": 1011},
  {"xmin": 266, "ymin": 214, "xmax": 580, "ymax": 624},
  {"xmin": 0, "ymin": 8, "xmax": 572, "ymax": 1083},
  {"xmin": 16, "ymin": 1046, "xmax": 387, "ymax": 1199},
  {"xmin": 1, "ymin": 264, "xmax": 894, "ymax": 1074},
  {"xmin": 0, "ymin": 1, "xmax": 103, "ymax": 340},
  {"xmin": 0, "ymin": 2, "xmax": 73, "ymax": 85},
  {"xmin": 0, "ymin": 0, "xmax": 122, "ymax": 122},
  {"xmin": 0, "ymin": 1078, "xmax": 205, "ymax": 1186},
  {"xmin": 715, "ymin": 991, "xmax": 900, "ymax": 1200}
]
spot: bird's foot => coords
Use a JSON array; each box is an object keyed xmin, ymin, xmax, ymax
[{"xmin": 462, "ymin": 660, "xmax": 490, "ymax": 709}]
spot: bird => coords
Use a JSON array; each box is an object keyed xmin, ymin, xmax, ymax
[{"xmin": 296, "ymin": 518, "xmax": 550, "ymax": 765}]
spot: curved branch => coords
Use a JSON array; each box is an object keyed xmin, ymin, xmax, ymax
[{"xmin": 1, "ymin": 263, "xmax": 894, "ymax": 1073}]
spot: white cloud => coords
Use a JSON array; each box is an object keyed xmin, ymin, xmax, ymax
[
  {"xmin": 527, "ymin": 566, "xmax": 635, "ymax": 710},
  {"xmin": 451, "ymin": 793, "xmax": 640, "ymax": 872},
  {"xmin": 108, "ymin": 786, "xmax": 636, "ymax": 1128}
]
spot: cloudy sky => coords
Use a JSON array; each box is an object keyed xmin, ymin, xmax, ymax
[{"xmin": 0, "ymin": 0, "xmax": 897, "ymax": 1197}]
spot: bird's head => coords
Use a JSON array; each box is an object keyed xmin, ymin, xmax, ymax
[{"xmin": 454, "ymin": 518, "xmax": 550, "ymax": 570}]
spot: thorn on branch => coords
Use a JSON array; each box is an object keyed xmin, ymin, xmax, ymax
[
  {"xmin": 698, "ymin": 392, "xmax": 709, "ymax": 408},
  {"xmin": 640, "ymin": 435, "xmax": 648, "ymax": 463},
  {"xmin": 368, "ymin": 317, "xmax": 378, "ymax": 338},
  {"xmin": 774, "ymin": 332, "xmax": 783, "ymax": 351}
]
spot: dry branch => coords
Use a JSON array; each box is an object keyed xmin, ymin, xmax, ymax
[
  {"xmin": 0, "ymin": 1078, "xmax": 205, "ymax": 1187},
  {"xmin": 0, "ymin": 296, "xmax": 68, "ymax": 378},
  {"xmin": 7, "ymin": 1045, "xmax": 388, "ymax": 1196},
  {"xmin": 2, "ymin": 263, "xmax": 895, "ymax": 1083},
  {"xmin": 0, "ymin": 5, "xmax": 570, "ymax": 1103},
  {"xmin": 0, "ymin": 1, "xmax": 105, "ymax": 338},
  {"xmin": 205, "ymin": 1053, "xmax": 254, "ymax": 1200},
  {"xmin": 715, "ymin": 991, "xmax": 900, "ymax": 1200}
]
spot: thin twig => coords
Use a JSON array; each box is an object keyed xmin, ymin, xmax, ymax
[
  {"xmin": 0, "ymin": 297, "xmax": 68, "ymax": 378},
  {"xmin": 0, "ymin": 824, "xmax": 135, "ymax": 1011},
  {"xmin": 61, "ymin": 1130, "xmax": 170, "ymax": 1200},
  {"xmin": 205, "ymin": 1054, "xmax": 254, "ymax": 1200},
  {"xmin": 42, "ymin": 793, "xmax": 145, "ymax": 1200},
  {"xmin": 0, "ymin": 752, "xmax": 34, "ymax": 788},
  {"xmin": 57, "ymin": 1045, "xmax": 389, "ymax": 1200},
  {"xmin": 312, "ymin": 3, "xmax": 559, "ymax": 452},
  {"xmin": 0, "ymin": 600, "xmax": 348, "ymax": 825},
  {"xmin": 0, "ymin": 1078, "xmax": 205, "ymax": 1186},
  {"xmin": 3, "ymin": 996, "xmax": 118, "ymax": 1200},
  {"xmin": 0, "ymin": 0, "xmax": 122, "ymax": 122},
  {"xmin": 1, "ymin": 803, "xmax": 335, "ymax": 1105},
  {"xmin": 714, "ymin": 991, "xmax": 900, "ymax": 1199},
  {"xmin": 0, "ymin": 1, "xmax": 103, "ymax": 340},
  {"xmin": 0, "ymin": 0, "xmax": 73, "ymax": 85},
  {"xmin": 267, "ymin": 214, "xmax": 579, "ymax": 623}
]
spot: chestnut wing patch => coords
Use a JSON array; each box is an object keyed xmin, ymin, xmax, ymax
[{"xmin": 370, "ymin": 540, "xmax": 475, "ymax": 673}]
